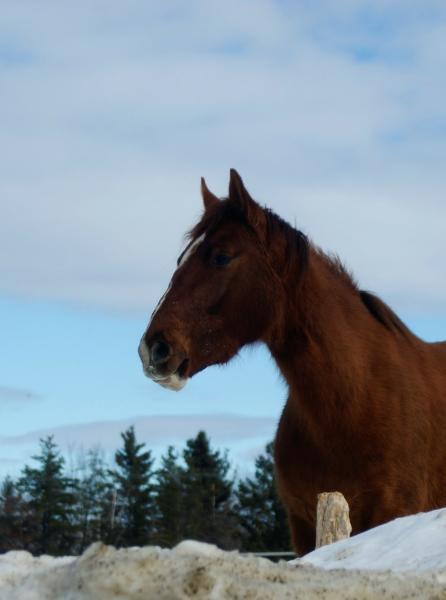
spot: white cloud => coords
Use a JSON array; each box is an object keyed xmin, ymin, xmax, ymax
[
  {"xmin": 0, "ymin": 413, "xmax": 276, "ymax": 451},
  {"xmin": 0, "ymin": 413, "xmax": 276, "ymax": 477},
  {"xmin": 0, "ymin": 1, "xmax": 445, "ymax": 314}
]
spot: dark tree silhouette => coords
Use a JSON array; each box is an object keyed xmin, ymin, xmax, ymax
[
  {"xmin": 0, "ymin": 431, "xmax": 291, "ymax": 557},
  {"xmin": 17, "ymin": 436, "xmax": 78, "ymax": 555},
  {"xmin": 236, "ymin": 442, "xmax": 291, "ymax": 552},
  {"xmin": 0, "ymin": 476, "xmax": 28, "ymax": 551},
  {"xmin": 74, "ymin": 447, "xmax": 115, "ymax": 552},
  {"xmin": 153, "ymin": 445, "xmax": 184, "ymax": 547},
  {"xmin": 110, "ymin": 426, "xmax": 155, "ymax": 547},
  {"xmin": 181, "ymin": 431, "xmax": 238, "ymax": 548}
]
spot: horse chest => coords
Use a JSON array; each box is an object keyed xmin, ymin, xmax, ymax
[{"xmin": 274, "ymin": 408, "xmax": 370, "ymax": 524}]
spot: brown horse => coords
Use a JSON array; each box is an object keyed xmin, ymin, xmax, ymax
[{"xmin": 139, "ymin": 169, "xmax": 446, "ymax": 555}]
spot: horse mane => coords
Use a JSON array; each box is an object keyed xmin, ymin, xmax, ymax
[
  {"xmin": 358, "ymin": 290, "xmax": 412, "ymax": 338},
  {"xmin": 263, "ymin": 206, "xmax": 309, "ymax": 279},
  {"xmin": 189, "ymin": 199, "xmax": 412, "ymax": 339},
  {"xmin": 317, "ymin": 249, "xmax": 358, "ymax": 291},
  {"xmin": 315, "ymin": 251, "xmax": 412, "ymax": 338}
]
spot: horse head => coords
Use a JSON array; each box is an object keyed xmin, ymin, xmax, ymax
[{"xmin": 138, "ymin": 169, "xmax": 281, "ymax": 390}]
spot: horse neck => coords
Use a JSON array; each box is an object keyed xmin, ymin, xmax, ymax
[{"xmin": 266, "ymin": 248, "xmax": 368, "ymax": 432}]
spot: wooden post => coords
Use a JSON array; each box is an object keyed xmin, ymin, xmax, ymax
[{"xmin": 316, "ymin": 491, "xmax": 352, "ymax": 549}]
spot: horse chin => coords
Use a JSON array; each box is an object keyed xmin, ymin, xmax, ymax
[
  {"xmin": 142, "ymin": 355, "xmax": 189, "ymax": 392},
  {"xmin": 157, "ymin": 373, "xmax": 188, "ymax": 391},
  {"xmin": 142, "ymin": 365, "xmax": 188, "ymax": 392}
]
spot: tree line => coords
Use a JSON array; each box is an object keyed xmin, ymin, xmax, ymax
[{"xmin": 0, "ymin": 428, "xmax": 290, "ymax": 556}]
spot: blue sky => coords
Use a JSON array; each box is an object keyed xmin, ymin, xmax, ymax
[{"xmin": 1, "ymin": 1, "xmax": 445, "ymax": 478}]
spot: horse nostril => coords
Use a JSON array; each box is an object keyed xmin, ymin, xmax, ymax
[{"xmin": 150, "ymin": 339, "xmax": 171, "ymax": 366}]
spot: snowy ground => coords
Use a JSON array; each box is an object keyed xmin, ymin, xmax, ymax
[{"xmin": 1, "ymin": 509, "xmax": 446, "ymax": 599}]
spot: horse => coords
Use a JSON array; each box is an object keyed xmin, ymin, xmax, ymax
[{"xmin": 138, "ymin": 169, "xmax": 446, "ymax": 555}]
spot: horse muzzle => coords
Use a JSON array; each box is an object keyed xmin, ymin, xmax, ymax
[{"xmin": 138, "ymin": 335, "xmax": 189, "ymax": 391}]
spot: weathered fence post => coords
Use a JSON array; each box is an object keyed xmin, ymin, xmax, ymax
[{"xmin": 316, "ymin": 491, "xmax": 352, "ymax": 549}]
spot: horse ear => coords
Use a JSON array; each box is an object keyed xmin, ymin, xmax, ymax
[
  {"xmin": 229, "ymin": 169, "xmax": 266, "ymax": 235},
  {"xmin": 201, "ymin": 177, "xmax": 219, "ymax": 210}
]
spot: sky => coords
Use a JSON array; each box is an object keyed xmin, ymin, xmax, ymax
[{"xmin": 1, "ymin": 0, "xmax": 445, "ymax": 479}]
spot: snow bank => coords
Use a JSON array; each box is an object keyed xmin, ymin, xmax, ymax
[
  {"xmin": 1, "ymin": 508, "xmax": 445, "ymax": 599},
  {"xmin": 300, "ymin": 507, "xmax": 446, "ymax": 573}
]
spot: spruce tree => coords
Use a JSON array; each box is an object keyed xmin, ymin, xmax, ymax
[
  {"xmin": 153, "ymin": 446, "xmax": 183, "ymax": 547},
  {"xmin": 110, "ymin": 426, "xmax": 155, "ymax": 547},
  {"xmin": 235, "ymin": 442, "xmax": 291, "ymax": 552},
  {"xmin": 0, "ymin": 476, "xmax": 27, "ymax": 551},
  {"xmin": 74, "ymin": 447, "xmax": 115, "ymax": 552},
  {"xmin": 181, "ymin": 431, "xmax": 237, "ymax": 548},
  {"xmin": 17, "ymin": 436, "xmax": 78, "ymax": 555}
]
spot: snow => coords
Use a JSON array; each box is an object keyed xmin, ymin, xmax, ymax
[
  {"xmin": 1, "ymin": 508, "xmax": 445, "ymax": 599},
  {"xmin": 299, "ymin": 507, "xmax": 446, "ymax": 574}
]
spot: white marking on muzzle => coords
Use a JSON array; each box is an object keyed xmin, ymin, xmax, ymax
[
  {"xmin": 157, "ymin": 373, "xmax": 187, "ymax": 391},
  {"xmin": 138, "ymin": 338, "xmax": 187, "ymax": 391},
  {"xmin": 138, "ymin": 336, "xmax": 151, "ymax": 368}
]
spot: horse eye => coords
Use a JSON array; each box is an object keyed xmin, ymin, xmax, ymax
[{"xmin": 211, "ymin": 252, "xmax": 232, "ymax": 267}]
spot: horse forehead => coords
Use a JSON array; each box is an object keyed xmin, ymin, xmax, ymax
[
  {"xmin": 149, "ymin": 235, "xmax": 204, "ymax": 323},
  {"xmin": 177, "ymin": 233, "xmax": 206, "ymax": 268}
]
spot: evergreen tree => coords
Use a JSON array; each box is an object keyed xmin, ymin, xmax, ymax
[
  {"xmin": 235, "ymin": 442, "xmax": 291, "ymax": 552},
  {"xmin": 0, "ymin": 476, "xmax": 27, "ymax": 551},
  {"xmin": 74, "ymin": 447, "xmax": 115, "ymax": 552},
  {"xmin": 17, "ymin": 436, "xmax": 78, "ymax": 555},
  {"xmin": 110, "ymin": 426, "xmax": 155, "ymax": 547},
  {"xmin": 153, "ymin": 446, "xmax": 183, "ymax": 547},
  {"xmin": 181, "ymin": 431, "xmax": 237, "ymax": 548}
]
